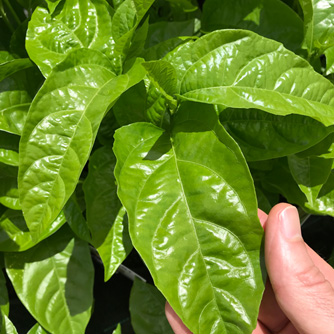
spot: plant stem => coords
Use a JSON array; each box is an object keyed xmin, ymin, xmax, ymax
[
  {"xmin": 0, "ymin": 0, "xmax": 14, "ymax": 33},
  {"xmin": 3, "ymin": 0, "xmax": 21, "ymax": 26}
]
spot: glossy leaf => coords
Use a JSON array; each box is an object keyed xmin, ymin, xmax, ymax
[
  {"xmin": 114, "ymin": 102, "xmax": 264, "ymax": 334},
  {"xmin": 325, "ymin": 46, "xmax": 334, "ymax": 74},
  {"xmin": 0, "ymin": 269, "xmax": 9, "ymax": 316},
  {"xmin": 5, "ymin": 226, "xmax": 94, "ymax": 334},
  {"xmin": 26, "ymin": 0, "xmax": 116, "ymax": 77},
  {"xmin": 0, "ymin": 88, "xmax": 31, "ymax": 136},
  {"xmin": 2, "ymin": 315, "xmax": 18, "ymax": 334},
  {"xmin": 130, "ymin": 279, "xmax": 173, "ymax": 334},
  {"xmin": 27, "ymin": 324, "xmax": 50, "ymax": 334},
  {"xmin": 0, "ymin": 149, "xmax": 19, "ymax": 167},
  {"xmin": 110, "ymin": 0, "xmax": 155, "ymax": 71},
  {"xmin": 297, "ymin": 133, "xmax": 334, "ymax": 159},
  {"xmin": 0, "ymin": 209, "xmax": 66, "ymax": 252},
  {"xmin": 220, "ymin": 108, "xmax": 334, "ymax": 161},
  {"xmin": 45, "ymin": 0, "xmax": 62, "ymax": 13},
  {"xmin": 288, "ymin": 155, "xmax": 334, "ymax": 205},
  {"xmin": 112, "ymin": 324, "xmax": 121, "ymax": 334},
  {"xmin": 202, "ymin": 0, "xmax": 303, "ymax": 51},
  {"xmin": 83, "ymin": 147, "xmax": 132, "ymax": 281},
  {"xmin": 18, "ymin": 49, "xmax": 145, "ymax": 238},
  {"xmin": 0, "ymin": 52, "xmax": 33, "ymax": 82},
  {"xmin": 174, "ymin": 30, "xmax": 334, "ymax": 126},
  {"xmin": 299, "ymin": 0, "xmax": 334, "ymax": 53}
]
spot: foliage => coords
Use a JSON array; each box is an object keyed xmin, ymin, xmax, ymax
[{"xmin": 0, "ymin": 0, "xmax": 334, "ymax": 333}]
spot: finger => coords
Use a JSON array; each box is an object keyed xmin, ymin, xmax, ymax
[
  {"xmin": 265, "ymin": 203, "xmax": 334, "ymax": 334},
  {"xmin": 252, "ymin": 320, "xmax": 271, "ymax": 334},
  {"xmin": 257, "ymin": 209, "xmax": 268, "ymax": 228},
  {"xmin": 165, "ymin": 302, "xmax": 192, "ymax": 334}
]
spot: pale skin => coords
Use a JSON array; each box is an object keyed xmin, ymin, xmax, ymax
[{"xmin": 165, "ymin": 203, "xmax": 334, "ymax": 334}]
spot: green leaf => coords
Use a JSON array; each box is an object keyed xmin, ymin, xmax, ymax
[
  {"xmin": 18, "ymin": 49, "xmax": 145, "ymax": 239},
  {"xmin": 26, "ymin": 0, "xmax": 116, "ymax": 77},
  {"xmin": 297, "ymin": 133, "xmax": 334, "ymax": 159},
  {"xmin": 288, "ymin": 155, "xmax": 334, "ymax": 205},
  {"xmin": 0, "ymin": 269, "xmax": 9, "ymax": 316},
  {"xmin": 0, "ymin": 209, "xmax": 66, "ymax": 252},
  {"xmin": 0, "ymin": 51, "xmax": 33, "ymax": 82},
  {"xmin": 220, "ymin": 108, "xmax": 334, "ymax": 161},
  {"xmin": 114, "ymin": 102, "xmax": 264, "ymax": 334},
  {"xmin": 112, "ymin": 324, "xmax": 121, "ymax": 334},
  {"xmin": 45, "ymin": 0, "xmax": 62, "ymax": 13},
  {"xmin": 202, "ymin": 0, "xmax": 303, "ymax": 51},
  {"xmin": 130, "ymin": 279, "xmax": 173, "ymax": 334},
  {"xmin": 0, "ymin": 149, "xmax": 19, "ymax": 167},
  {"xmin": 325, "ymin": 46, "xmax": 334, "ymax": 74},
  {"xmin": 0, "ymin": 163, "xmax": 20, "ymax": 210},
  {"xmin": 143, "ymin": 60, "xmax": 178, "ymax": 98},
  {"xmin": 5, "ymin": 226, "xmax": 94, "ymax": 334},
  {"xmin": 63, "ymin": 194, "xmax": 91, "ymax": 243},
  {"xmin": 299, "ymin": 0, "xmax": 334, "ymax": 53},
  {"xmin": 27, "ymin": 324, "xmax": 50, "ymax": 334},
  {"xmin": 173, "ymin": 30, "xmax": 334, "ymax": 126},
  {"xmin": 165, "ymin": 0, "xmax": 197, "ymax": 12},
  {"xmin": 254, "ymin": 183, "xmax": 279, "ymax": 214},
  {"xmin": 83, "ymin": 147, "xmax": 132, "ymax": 281},
  {"xmin": 0, "ymin": 89, "xmax": 31, "ymax": 136},
  {"xmin": 2, "ymin": 315, "xmax": 18, "ymax": 334},
  {"xmin": 113, "ymin": 81, "xmax": 148, "ymax": 126},
  {"xmin": 145, "ymin": 19, "xmax": 198, "ymax": 48}
]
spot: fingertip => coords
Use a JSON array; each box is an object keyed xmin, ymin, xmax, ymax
[
  {"xmin": 257, "ymin": 209, "xmax": 268, "ymax": 228},
  {"xmin": 165, "ymin": 302, "xmax": 192, "ymax": 334}
]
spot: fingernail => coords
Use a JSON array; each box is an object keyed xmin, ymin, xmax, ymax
[{"xmin": 279, "ymin": 206, "xmax": 302, "ymax": 240}]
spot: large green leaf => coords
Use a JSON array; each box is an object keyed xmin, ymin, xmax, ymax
[
  {"xmin": 299, "ymin": 0, "xmax": 334, "ymax": 53},
  {"xmin": 114, "ymin": 102, "xmax": 264, "ymax": 334},
  {"xmin": 288, "ymin": 155, "xmax": 334, "ymax": 205},
  {"xmin": 0, "ymin": 51, "xmax": 33, "ymax": 82},
  {"xmin": 18, "ymin": 49, "xmax": 145, "ymax": 238},
  {"xmin": 5, "ymin": 226, "xmax": 94, "ymax": 334},
  {"xmin": 220, "ymin": 108, "xmax": 334, "ymax": 161},
  {"xmin": 130, "ymin": 279, "xmax": 173, "ymax": 334},
  {"xmin": 83, "ymin": 147, "xmax": 132, "ymax": 281},
  {"xmin": 0, "ymin": 209, "xmax": 66, "ymax": 252},
  {"xmin": 202, "ymin": 0, "xmax": 303, "ymax": 51},
  {"xmin": 172, "ymin": 30, "xmax": 334, "ymax": 126},
  {"xmin": 26, "ymin": 0, "xmax": 116, "ymax": 77}
]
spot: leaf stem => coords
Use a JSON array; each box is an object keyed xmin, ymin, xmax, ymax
[
  {"xmin": 3, "ymin": 0, "xmax": 21, "ymax": 26},
  {"xmin": 0, "ymin": 0, "xmax": 14, "ymax": 33}
]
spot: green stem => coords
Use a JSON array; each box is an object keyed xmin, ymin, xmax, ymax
[
  {"xmin": 3, "ymin": 0, "xmax": 21, "ymax": 26},
  {"xmin": 0, "ymin": 0, "xmax": 14, "ymax": 33}
]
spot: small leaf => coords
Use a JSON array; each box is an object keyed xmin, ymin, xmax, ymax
[
  {"xmin": 0, "ymin": 209, "xmax": 66, "ymax": 252},
  {"xmin": 112, "ymin": 324, "xmax": 122, "ymax": 334},
  {"xmin": 19, "ymin": 49, "xmax": 145, "ymax": 238},
  {"xmin": 5, "ymin": 226, "xmax": 94, "ymax": 334},
  {"xmin": 202, "ymin": 0, "xmax": 303, "ymax": 51},
  {"xmin": 114, "ymin": 102, "xmax": 264, "ymax": 334},
  {"xmin": 26, "ymin": 0, "xmax": 116, "ymax": 76},
  {"xmin": 83, "ymin": 147, "xmax": 132, "ymax": 281},
  {"xmin": 325, "ymin": 46, "xmax": 334, "ymax": 74},
  {"xmin": 27, "ymin": 323, "xmax": 50, "ymax": 334},
  {"xmin": 288, "ymin": 155, "xmax": 334, "ymax": 205},
  {"xmin": 130, "ymin": 279, "xmax": 173, "ymax": 334},
  {"xmin": 220, "ymin": 108, "xmax": 334, "ymax": 161},
  {"xmin": 0, "ymin": 149, "xmax": 19, "ymax": 167},
  {"xmin": 172, "ymin": 30, "xmax": 334, "ymax": 126},
  {"xmin": 0, "ymin": 51, "xmax": 33, "ymax": 82}
]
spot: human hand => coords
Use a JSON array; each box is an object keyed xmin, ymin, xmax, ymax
[{"xmin": 165, "ymin": 203, "xmax": 334, "ymax": 334}]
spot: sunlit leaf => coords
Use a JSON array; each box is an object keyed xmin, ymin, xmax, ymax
[
  {"xmin": 114, "ymin": 102, "xmax": 264, "ymax": 334},
  {"xmin": 5, "ymin": 226, "xmax": 94, "ymax": 334}
]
